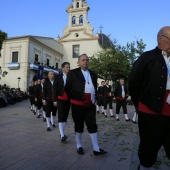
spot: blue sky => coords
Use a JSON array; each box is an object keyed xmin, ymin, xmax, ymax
[{"xmin": 1, "ymin": 0, "xmax": 169, "ymax": 51}]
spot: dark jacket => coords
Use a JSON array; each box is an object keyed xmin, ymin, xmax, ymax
[
  {"xmin": 35, "ymin": 84, "xmax": 43, "ymax": 99},
  {"xmin": 28, "ymin": 86, "xmax": 34, "ymax": 96},
  {"xmin": 53, "ymin": 73, "xmax": 65, "ymax": 102},
  {"xmin": 97, "ymin": 86, "xmax": 104, "ymax": 96},
  {"xmin": 103, "ymin": 85, "xmax": 112, "ymax": 97},
  {"xmin": 129, "ymin": 47, "xmax": 167, "ymax": 113},
  {"xmin": 43, "ymin": 78, "xmax": 56, "ymax": 101},
  {"xmin": 65, "ymin": 67, "xmax": 97, "ymax": 101},
  {"xmin": 114, "ymin": 84, "xmax": 128, "ymax": 99}
]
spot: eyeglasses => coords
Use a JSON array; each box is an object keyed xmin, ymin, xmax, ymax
[{"xmin": 161, "ymin": 35, "xmax": 170, "ymax": 41}]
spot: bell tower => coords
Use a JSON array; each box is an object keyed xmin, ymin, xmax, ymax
[{"xmin": 59, "ymin": 0, "xmax": 94, "ymax": 39}]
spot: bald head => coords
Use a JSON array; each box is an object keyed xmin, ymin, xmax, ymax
[
  {"xmin": 157, "ymin": 26, "xmax": 170, "ymax": 55},
  {"xmin": 157, "ymin": 26, "xmax": 170, "ymax": 37}
]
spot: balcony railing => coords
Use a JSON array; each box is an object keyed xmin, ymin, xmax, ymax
[
  {"xmin": 8, "ymin": 62, "xmax": 20, "ymax": 69},
  {"xmin": 29, "ymin": 63, "xmax": 60, "ymax": 74}
]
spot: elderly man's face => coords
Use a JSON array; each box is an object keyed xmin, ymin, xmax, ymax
[
  {"xmin": 78, "ymin": 55, "xmax": 89, "ymax": 70},
  {"xmin": 48, "ymin": 72, "xmax": 54, "ymax": 80}
]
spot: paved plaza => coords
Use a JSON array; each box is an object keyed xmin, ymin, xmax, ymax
[{"xmin": 0, "ymin": 100, "xmax": 170, "ymax": 170}]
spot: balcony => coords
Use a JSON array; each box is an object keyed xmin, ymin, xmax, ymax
[
  {"xmin": 29, "ymin": 63, "xmax": 60, "ymax": 74},
  {"xmin": 8, "ymin": 62, "xmax": 20, "ymax": 69}
]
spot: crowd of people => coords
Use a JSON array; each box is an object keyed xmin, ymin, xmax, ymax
[{"xmin": 0, "ymin": 85, "xmax": 28, "ymax": 107}]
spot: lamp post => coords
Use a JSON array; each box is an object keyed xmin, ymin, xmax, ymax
[
  {"xmin": 0, "ymin": 66, "xmax": 8, "ymax": 80},
  {"xmin": 17, "ymin": 77, "xmax": 21, "ymax": 88}
]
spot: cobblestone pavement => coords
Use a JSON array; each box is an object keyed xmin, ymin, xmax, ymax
[{"xmin": 0, "ymin": 100, "xmax": 169, "ymax": 170}]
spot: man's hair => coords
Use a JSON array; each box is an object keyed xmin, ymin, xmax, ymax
[
  {"xmin": 61, "ymin": 62, "xmax": 70, "ymax": 68},
  {"xmin": 78, "ymin": 53, "xmax": 88, "ymax": 61},
  {"xmin": 101, "ymin": 81, "xmax": 104, "ymax": 84}
]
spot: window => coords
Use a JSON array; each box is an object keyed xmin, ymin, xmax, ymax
[
  {"xmin": 79, "ymin": 15, "xmax": 83, "ymax": 24},
  {"xmin": 12, "ymin": 52, "xmax": 18, "ymax": 62},
  {"xmin": 76, "ymin": 2, "xmax": 79, "ymax": 8},
  {"xmin": 73, "ymin": 45, "xmax": 80, "ymax": 58},
  {"xmin": 55, "ymin": 62, "xmax": 58, "ymax": 69},
  {"xmin": 35, "ymin": 54, "xmax": 38, "ymax": 62},
  {"xmin": 47, "ymin": 59, "xmax": 50, "ymax": 66},
  {"xmin": 72, "ymin": 16, "xmax": 76, "ymax": 25}
]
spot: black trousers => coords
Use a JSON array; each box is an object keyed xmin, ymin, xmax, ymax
[
  {"xmin": 29, "ymin": 96, "xmax": 34, "ymax": 105},
  {"xmin": 103, "ymin": 97, "xmax": 113, "ymax": 109},
  {"xmin": 45, "ymin": 100, "xmax": 57, "ymax": 117},
  {"xmin": 71, "ymin": 104, "xmax": 98, "ymax": 133},
  {"xmin": 97, "ymin": 96, "xmax": 104, "ymax": 106},
  {"xmin": 116, "ymin": 99, "xmax": 127, "ymax": 114},
  {"xmin": 138, "ymin": 112, "xmax": 170, "ymax": 167},
  {"xmin": 58, "ymin": 100, "xmax": 70, "ymax": 122},
  {"xmin": 37, "ymin": 98, "xmax": 43, "ymax": 110}
]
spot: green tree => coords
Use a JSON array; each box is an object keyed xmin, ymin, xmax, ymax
[
  {"xmin": 89, "ymin": 39, "xmax": 146, "ymax": 82},
  {"xmin": 0, "ymin": 30, "xmax": 8, "ymax": 56}
]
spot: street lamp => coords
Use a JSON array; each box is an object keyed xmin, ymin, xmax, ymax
[
  {"xmin": 17, "ymin": 77, "xmax": 21, "ymax": 88},
  {"xmin": 0, "ymin": 66, "xmax": 8, "ymax": 80}
]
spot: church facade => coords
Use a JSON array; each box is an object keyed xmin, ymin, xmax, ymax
[{"xmin": 0, "ymin": 0, "xmax": 111, "ymax": 91}]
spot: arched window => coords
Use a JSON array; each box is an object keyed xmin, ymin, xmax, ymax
[
  {"xmin": 72, "ymin": 16, "xmax": 76, "ymax": 25},
  {"xmin": 76, "ymin": 2, "xmax": 79, "ymax": 8},
  {"xmin": 79, "ymin": 15, "xmax": 83, "ymax": 24}
]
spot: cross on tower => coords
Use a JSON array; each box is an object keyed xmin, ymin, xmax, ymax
[{"xmin": 99, "ymin": 25, "xmax": 104, "ymax": 33}]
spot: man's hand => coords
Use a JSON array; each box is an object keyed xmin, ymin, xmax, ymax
[
  {"xmin": 53, "ymin": 102, "xmax": 57, "ymax": 107},
  {"xmin": 35, "ymin": 98, "xmax": 38, "ymax": 102}
]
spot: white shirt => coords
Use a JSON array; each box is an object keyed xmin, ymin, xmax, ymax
[
  {"xmin": 62, "ymin": 73, "xmax": 67, "ymax": 86},
  {"xmin": 50, "ymin": 80, "xmax": 54, "ymax": 86},
  {"xmin": 162, "ymin": 51, "xmax": 170, "ymax": 90},
  {"xmin": 81, "ymin": 69, "xmax": 95, "ymax": 103},
  {"xmin": 122, "ymin": 85, "xmax": 125, "ymax": 98}
]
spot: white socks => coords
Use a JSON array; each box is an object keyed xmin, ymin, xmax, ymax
[
  {"xmin": 96, "ymin": 105, "xmax": 99, "ymax": 112},
  {"xmin": 140, "ymin": 165, "xmax": 151, "ymax": 170},
  {"xmin": 51, "ymin": 116, "xmax": 55, "ymax": 125},
  {"xmin": 37, "ymin": 110, "xmax": 40, "ymax": 116},
  {"xmin": 116, "ymin": 114, "xmax": 119, "ymax": 119},
  {"xmin": 109, "ymin": 109, "xmax": 113, "ymax": 116},
  {"xmin": 125, "ymin": 114, "xmax": 129, "ymax": 120},
  {"xmin": 76, "ymin": 132, "xmax": 82, "ymax": 149},
  {"xmin": 43, "ymin": 111, "xmax": 46, "ymax": 118},
  {"xmin": 90, "ymin": 133, "xmax": 100, "ymax": 152},
  {"xmin": 59, "ymin": 122, "xmax": 66, "ymax": 138},
  {"xmin": 46, "ymin": 117, "xmax": 51, "ymax": 128},
  {"xmin": 104, "ymin": 109, "xmax": 107, "ymax": 116},
  {"xmin": 132, "ymin": 112, "xmax": 137, "ymax": 122}
]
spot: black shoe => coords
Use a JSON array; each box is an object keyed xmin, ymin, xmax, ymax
[
  {"xmin": 101, "ymin": 112, "xmax": 104, "ymax": 114},
  {"xmin": 52, "ymin": 124, "xmax": 56, "ymax": 127},
  {"xmin": 111, "ymin": 115, "xmax": 115, "ymax": 117},
  {"xmin": 37, "ymin": 115, "xmax": 41, "ymax": 118},
  {"xmin": 61, "ymin": 136, "xmax": 67, "ymax": 142},
  {"xmin": 47, "ymin": 127, "xmax": 51, "ymax": 131},
  {"xmin": 93, "ymin": 148, "xmax": 107, "ymax": 156},
  {"xmin": 105, "ymin": 115, "xmax": 108, "ymax": 117},
  {"xmin": 34, "ymin": 111, "xmax": 36, "ymax": 115},
  {"xmin": 77, "ymin": 147, "xmax": 84, "ymax": 155},
  {"xmin": 125, "ymin": 119, "xmax": 130, "ymax": 121},
  {"xmin": 116, "ymin": 118, "xmax": 120, "ymax": 121},
  {"xmin": 132, "ymin": 120, "xmax": 137, "ymax": 124},
  {"xmin": 97, "ymin": 111, "xmax": 100, "ymax": 114},
  {"xmin": 43, "ymin": 118, "xmax": 46, "ymax": 122}
]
